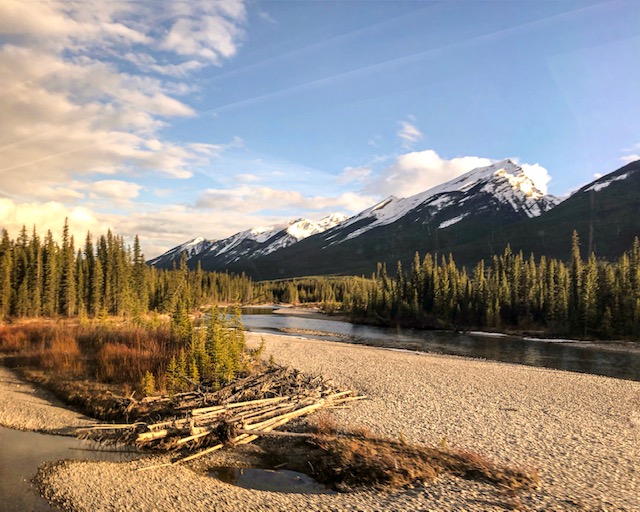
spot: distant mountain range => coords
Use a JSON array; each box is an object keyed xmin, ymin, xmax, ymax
[
  {"xmin": 150, "ymin": 159, "xmax": 640, "ymax": 279},
  {"xmin": 148, "ymin": 213, "xmax": 348, "ymax": 269}
]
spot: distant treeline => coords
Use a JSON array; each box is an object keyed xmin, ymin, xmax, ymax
[
  {"xmin": 256, "ymin": 233, "xmax": 640, "ymax": 340},
  {"xmin": 347, "ymin": 233, "xmax": 640, "ymax": 339},
  {"xmin": 0, "ymin": 221, "xmax": 253, "ymax": 319},
  {"xmin": 2, "ymin": 221, "xmax": 639, "ymax": 340}
]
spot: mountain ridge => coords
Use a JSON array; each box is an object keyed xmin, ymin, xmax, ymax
[
  {"xmin": 150, "ymin": 158, "xmax": 569, "ymax": 277},
  {"xmin": 148, "ymin": 213, "xmax": 348, "ymax": 269}
]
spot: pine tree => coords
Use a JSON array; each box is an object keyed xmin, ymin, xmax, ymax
[
  {"xmin": 132, "ymin": 235, "xmax": 148, "ymax": 314},
  {"xmin": 0, "ymin": 230, "xmax": 13, "ymax": 318},
  {"xmin": 569, "ymin": 230, "xmax": 583, "ymax": 332},
  {"xmin": 582, "ymin": 252, "xmax": 599, "ymax": 335},
  {"xmin": 140, "ymin": 371, "xmax": 156, "ymax": 397},
  {"xmin": 42, "ymin": 230, "xmax": 59, "ymax": 317},
  {"xmin": 27, "ymin": 227, "xmax": 42, "ymax": 316},
  {"xmin": 59, "ymin": 219, "xmax": 76, "ymax": 317}
]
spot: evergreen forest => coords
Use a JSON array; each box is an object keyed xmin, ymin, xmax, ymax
[
  {"xmin": 1, "ymin": 221, "xmax": 639, "ymax": 340},
  {"xmin": 0, "ymin": 221, "xmax": 253, "ymax": 320}
]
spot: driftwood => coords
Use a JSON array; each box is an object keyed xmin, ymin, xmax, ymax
[{"xmin": 77, "ymin": 366, "xmax": 366, "ymax": 471}]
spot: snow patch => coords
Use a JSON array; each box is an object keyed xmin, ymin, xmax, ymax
[
  {"xmin": 438, "ymin": 213, "xmax": 468, "ymax": 229},
  {"xmin": 586, "ymin": 173, "xmax": 629, "ymax": 192}
]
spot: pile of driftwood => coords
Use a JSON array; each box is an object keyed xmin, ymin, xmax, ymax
[{"xmin": 78, "ymin": 366, "xmax": 365, "ymax": 470}]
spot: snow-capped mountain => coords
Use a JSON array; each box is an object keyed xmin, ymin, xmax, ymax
[
  {"xmin": 323, "ymin": 159, "xmax": 560, "ymax": 246},
  {"xmin": 151, "ymin": 158, "xmax": 640, "ymax": 279},
  {"xmin": 148, "ymin": 213, "xmax": 348, "ymax": 269}
]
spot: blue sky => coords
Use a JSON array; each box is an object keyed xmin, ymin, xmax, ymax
[{"xmin": 0, "ymin": 0, "xmax": 638, "ymax": 257}]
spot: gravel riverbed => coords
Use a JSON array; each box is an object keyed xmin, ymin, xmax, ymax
[
  {"xmin": 0, "ymin": 365, "xmax": 92, "ymax": 434},
  {"xmin": 2, "ymin": 334, "xmax": 639, "ymax": 511}
]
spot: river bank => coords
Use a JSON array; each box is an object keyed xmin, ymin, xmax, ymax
[
  {"xmin": 0, "ymin": 364, "xmax": 93, "ymax": 434},
  {"xmin": 270, "ymin": 305, "xmax": 640, "ymax": 355},
  {"xmin": 1, "ymin": 332, "xmax": 635, "ymax": 511}
]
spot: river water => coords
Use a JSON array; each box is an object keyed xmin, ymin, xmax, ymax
[
  {"xmin": 0, "ymin": 426, "xmax": 140, "ymax": 511},
  {"xmin": 241, "ymin": 309, "xmax": 640, "ymax": 382}
]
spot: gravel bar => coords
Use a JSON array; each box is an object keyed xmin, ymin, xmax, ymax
[
  {"xmin": 8, "ymin": 333, "xmax": 640, "ymax": 510},
  {"xmin": 0, "ymin": 365, "xmax": 93, "ymax": 434}
]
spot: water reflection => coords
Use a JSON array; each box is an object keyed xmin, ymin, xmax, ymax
[
  {"xmin": 241, "ymin": 314, "xmax": 640, "ymax": 382},
  {"xmin": 209, "ymin": 466, "xmax": 334, "ymax": 494}
]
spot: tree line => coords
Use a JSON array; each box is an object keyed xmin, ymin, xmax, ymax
[
  {"xmin": 343, "ymin": 232, "xmax": 640, "ymax": 339},
  {"xmin": 2, "ymin": 221, "xmax": 639, "ymax": 340},
  {"xmin": 0, "ymin": 221, "xmax": 253, "ymax": 319}
]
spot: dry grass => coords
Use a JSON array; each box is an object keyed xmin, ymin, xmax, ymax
[
  {"xmin": 0, "ymin": 319, "xmax": 172, "ymax": 384},
  {"xmin": 299, "ymin": 421, "xmax": 539, "ymax": 493}
]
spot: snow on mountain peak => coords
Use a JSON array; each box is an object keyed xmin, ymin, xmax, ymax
[
  {"xmin": 284, "ymin": 213, "xmax": 349, "ymax": 241},
  {"xmin": 338, "ymin": 159, "xmax": 557, "ymax": 242},
  {"xmin": 494, "ymin": 168, "xmax": 543, "ymax": 199},
  {"xmin": 317, "ymin": 212, "xmax": 349, "ymax": 228},
  {"xmin": 150, "ymin": 211, "xmax": 351, "ymax": 267}
]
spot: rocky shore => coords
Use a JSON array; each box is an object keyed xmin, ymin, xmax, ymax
[{"xmin": 1, "ymin": 333, "xmax": 639, "ymax": 511}]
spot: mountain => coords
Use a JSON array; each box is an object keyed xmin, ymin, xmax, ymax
[
  {"xmin": 450, "ymin": 159, "xmax": 640, "ymax": 263},
  {"xmin": 151, "ymin": 159, "xmax": 640, "ymax": 280},
  {"xmin": 200, "ymin": 159, "xmax": 561, "ymax": 278},
  {"xmin": 318, "ymin": 159, "xmax": 558, "ymax": 247},
  {"xmin": 148, "ymin": 213, "xmax": 348, "ymax": 269}
]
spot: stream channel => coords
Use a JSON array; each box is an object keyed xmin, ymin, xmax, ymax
[
  {"xmin": 0, "ymin": 426, "xmax": 140, "ymax": 511},
  {"xmin": 241, "ymin": 307, "xmax": 640, "ymax": 382}
]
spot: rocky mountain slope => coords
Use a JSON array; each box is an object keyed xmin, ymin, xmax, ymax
[
  {"xmin": 148, "ymin": 213, "xmax": 348, "ymax": 269},
  {"xmin": 153, "ymin": 159, "xmax": 574, "ymax": 278}
]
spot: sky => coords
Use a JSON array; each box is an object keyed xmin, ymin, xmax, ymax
[{"xmin": 0, "ymin": 0, "xmax": 639, "ymax": 258}]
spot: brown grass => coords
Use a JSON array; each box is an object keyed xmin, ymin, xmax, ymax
[
  {"xmin": 305, "ymin": 428, "xmax": 539, "ymax": 492},
  {"xmin": 0, "ymin": 319, "xmax": 175, "ymax": 415}
]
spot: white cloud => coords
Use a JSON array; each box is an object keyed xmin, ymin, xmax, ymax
[
  {"xmin": 621, "ymin": 154, "xmax": 640, "ymax": 163},
  {"xmin": 519, "ymin": 162, "xmax": 551, "ymax": 195},
  {"xmin": 364, "ymin": 149, "xmax": 552, "ymax": 198},
  {"xmin": 0, "ymin": 198, "xmax": 107, "ymax": 242},
  {"xmin": 367, "ymin": 150, "xmax": 492, "ymax": 198},
  {"xmin": 258, "ymin": 11, "xmax": 277, "ymax": 24},
  {"xmin": 89, "ymin": 180, "xmax": 143, "ymax": 201},
  {"xmin": 338, "ymin": 166, "xmax": 372, "ymax": 185},
  {"xmin": 160, "ymin": 1, "xmax": 246, "ymax": 63},
  {"xmin": 0, "ymin": 1, "xmax": 247, "ymax": 201},
  {"xmin": 397, "ymin": 118, "xmax": 422, "ymax": 149},
  {"xmin": 236, "ymin": 174, "xmax": 261, "ymax": 183},
  {"xmin": 196, "ymin": 186, "xmax": 374, "ymax": 216}
]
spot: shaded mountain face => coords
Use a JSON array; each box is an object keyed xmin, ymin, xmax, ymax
[
  {"xmin": 148, "ymin": 213, "xmax": 348, "ymax": 269},
  {"xmin": 452, "ymin": 159, "xmax": 640, "ymax": 265}
]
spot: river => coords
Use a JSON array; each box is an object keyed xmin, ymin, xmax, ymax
[
  {"xmin": 0, "ymin": 426, "xmax": 140, "ymax": 511},
  {"xmin": 240, "ymin": 309, "xmax": 640, "ymax": 382}
]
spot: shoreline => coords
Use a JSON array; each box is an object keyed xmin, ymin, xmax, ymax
[
  {"xmin": 269, "ymin": 305, "xmax": 640, "ymax": 354},
  {"xmin": 0, "ymin": 364, "xmax": 93, "ymax": 434},
  {"xmin": 1, "ymin": 332, "xmax": 639, "ymax": 511}
]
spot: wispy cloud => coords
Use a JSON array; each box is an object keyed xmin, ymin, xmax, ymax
[
  {"xmin": 338, "ymin": 166, "xmax": 372, "ymax": 185},
  {"xmin": 195, "ymin": 186, "xmax": 374, "ymax": 216},
  {"xmin": 397, "ymin": 116, "xmax": 423, "ymax": 149},
  {"xmin": 621, "ymin": 154, "xmax": 640, "ymax": 163},
  {"xmin": 0, "ymin": 0, "xmax": 247, "ymax": 201}
]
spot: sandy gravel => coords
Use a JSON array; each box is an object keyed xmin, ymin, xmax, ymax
[
  {"xmin": 0, "ymin": 365, "xmax": 93, "ymax": 434},
  {"xmin": 8, "ymin": 334, "xmax": 640, "ymax": 511}
]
